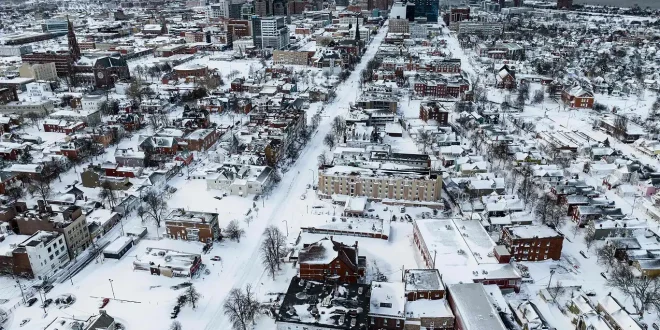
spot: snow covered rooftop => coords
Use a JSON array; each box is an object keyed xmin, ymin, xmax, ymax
[
  {"xmin": 369, "ymin": 281, "xmax": 406, "ymax": 319},
  {"xmin": 598, "ymin": 295, "xmax": 643, "ymax": 330},
  {"xmin": 506, "ymin": 225, "xmax": 563, "ymax": 239},
  {"xmin": 104, "ymin": 236, "xmax": 134, "ymax": 255},
  {"xmin": 404, "ymin": 269, "xmax": 444, "ymax": 292},
  {"xmin": 86, "ymin": 208, "xmax": 118, "ymax": 227},
  {"xmin": 447, "ymin": 283, "xmax": 508, "ymax": 330},
  {"xmin": 405, "ymin": 299, "xmax": 453, "ymax": 321}
]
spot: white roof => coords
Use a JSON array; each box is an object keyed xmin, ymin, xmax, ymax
[
  {"xmin": 103, "ymin": 236, "xmax": 134, "ymax": 254},
  {"xmin": 598, "ymin": 295, "xmax": 643, "ymax": 330},
  {"xmin": 506, "ymin": 225, "xmax": 562, "ymax": 239},
  {"xmin": 369, "ymin": 282, "xmax": 406, "ymax": 319},
  {"xmin": 447, "ymin": 283, "xmax": 508, "ymax": 330}
]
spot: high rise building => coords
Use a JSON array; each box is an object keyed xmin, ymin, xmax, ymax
[
  {"xmin": 253, "ymin": 0, "xmax": 288, "ymax": 16},
  {"xmin": 412, "ymin": 0, "xmax": 438, "ymax": 22},
  {"xmin": 557, "ymin": 0, "xmax": 572, "ymax": 9},
  {"xmin": 251, "ymin": 16, "xmax": 289, "ymax": 50}
]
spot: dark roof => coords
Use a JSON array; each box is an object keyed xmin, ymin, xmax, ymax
[
  {"xmin": 277, "ymin": 277, "xmax": 370, "ymax": 330},
  {"xmin": 88, "ymin": 313, "xmax": 115, "ymax": 329}
]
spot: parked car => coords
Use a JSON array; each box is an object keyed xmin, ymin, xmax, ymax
[
  {"xmin": 41, "ymin": 299, "xmax": 53, "ymax": 308},
  {"xmin": 100, "ymin": 298, "xmax": 110, "ymax": 308},
  {"xmin": 400, "ymin": 206, "xmax": 405, "ymax": 213},
  {"xmin": 211, "ymin": 256, "xmax": 221, "ymax": 261},
  {"xmin": 26, "ymin": 297, "xmax": 38, "ymax": 307}
]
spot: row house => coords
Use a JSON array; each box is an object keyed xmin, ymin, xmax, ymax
[
  {"xmin": 43, "ymin": 119, "xmax": 86, "ymax": 134},
  {"xmin": 413, "ymin": 76, "xmax": 470, "ymax": 98},
  {"xmin": 414, "ymin": 58, "xmax": 461, "ymax": 74},
  {"xmin": 0, "ymin": 141, "xmax": 29, "ymax": 161},
  {"xmin": 106, "ymin": 113, "xmax": 144, "ymax": 131},
  {"xmin": 184, "ymin": 128, "xmax": 222, "ymax": 152}
]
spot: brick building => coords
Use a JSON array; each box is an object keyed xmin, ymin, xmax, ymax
[
  {"xmin": 561, "ymin": 85, "xmax": 594, "ymax": 109},
  {"xmin": 419, "ymin": 101, "xmax": 449, "ymax": 124},
  {"xmin": 184, "ymin": 128, "xmax": 221, "ymax": 151},
  {"xmin": 272, "ymin": 50, "xmax": 312, "ymax": 66},
  {"xmin": 298, "ymin": 238, "xmax": 366, "ymax": 284},
  {"xmin": 15, "ymin": 206, "xmax": 91, "ymax": 258},
  {"xmin": 318, "ymin": 166, "xmax": 442, "ymax": 202},
  {"xmin": 501, "ymin": 225, "xmax": 564, "ymax": 261},
  {"xmin": 21, "ymin": 52, "xmax": 75, "ymax": 77},
  {"xmin": 413, "ymin": 77, "xmax": 470, "ymax": 98},
  {"xmin": 164, "ymin": 210, "xmax": 220, "ymax": 243},
  {"xmin": 0, "ymin": 87, "xmax": 18, "ymax": 104}
]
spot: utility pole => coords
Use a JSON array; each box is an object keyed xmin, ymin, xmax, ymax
[
  {"xmin": 16, "ymin": 279, "xmax": 26, "ymax": 303},
  {"xmin": 108, "ymin": 279, "xmax": 116, "ymax": 299}
]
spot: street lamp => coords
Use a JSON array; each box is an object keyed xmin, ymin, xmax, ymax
[
  {"xmin": 547, "ymin": 269, "xmax": 555, "ymax": 289},
  {"xmin": 108, "ymin": 279, "xmax": 116, "ymax": 299},
  {"xmin": 308, "ymin": 169, "xmax": 315, "ymax": 187},
  {"xmin": 282, "ymin": 219, "xmax": 288, "ymax": 237}
]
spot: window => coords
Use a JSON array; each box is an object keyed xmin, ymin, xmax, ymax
[
  {"xmin": 48, "ymin": 247, "xmax": 52, "ymax": 253},
  {"xmin": 49, "ymin": 255, "xmax": 54, "ymax": 261}
]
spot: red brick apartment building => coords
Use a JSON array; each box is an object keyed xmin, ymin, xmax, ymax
[
  {"xmin": 413, "ymin": 78, "xmax": 469, "ymax": 98},
  {"xmin": 164, "ymin": 210, "xmax": 220, "ymax": 243},
  {"xmin": 298, "ymin": 238, "xmax": 366, "ymax": 284},
  {"xmin": 419, "ymin": 101, "xmax": 449, "ymax": 124},
  {"xmin": 501, "ymin": 225, "xmax": 564, "ymax": 261},
  {"xmin": 185, "ymin": 128, "xmax": 221, "ymax": 151}
]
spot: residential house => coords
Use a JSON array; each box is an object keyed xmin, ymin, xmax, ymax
[{"xmin": 298, "ymin": 238, "xmax": 366, "ymax": 284}]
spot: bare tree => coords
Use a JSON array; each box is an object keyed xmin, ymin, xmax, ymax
[
  {"xmin": 546, "ymin": 204, "xmax": 567, "ymax": 229},
  {"xmin": 596, "ymin": 240, "xmax": 620, "ymax": 270},
  {"xmin": 317, "ymin": 153, "xmax": 327, "ymax": 167},
  {"xmin": 417, "ymin": 129, "xmax": 433, "ymax": 154},
  {"xmin": 184, "ymin": 285, "xmax": 201, "ymax": 309},
  {"xmin": 535, "ymin": 193, "xmax": 554, "ymax": 223},
  {"xmin": 311, "ymin": 113, "xmax": 321, "ymax": 129},
  {"xmin": 27, "ymin": 175, "xmax": 52, "ymax": 206},
  {"xmin": 261, "ymin": 226, "xmax": 287, "ymax": 279},
  {"xmin": 225, "ymin": 220, "xmax": 246, "ymax": 243},
  {"xmin": 324, "ymin": 132, "xmax": 336, "ymax": 149},
  {"xmin": 532, "ymin": 90, "xmax": 545, "ymax": 104},
  {"xmin": 584, "ymin": 229, "xmax": 596, "ymax": 251},
  {"xmin": 137, "ymin": 205, "xmax": 147, "ymax": 224},
  {"xmin": 169, "ymin": 321, "xmax": 182, "ymax": 330},
  {"xmin": 547, "ymin": 280, "xmax": 565, "ymax": 303},
  {"xmin": 607, "ymin": 264, "xmax": 660, "ymax": 314},
  {"xmin": 614, "ymin": 115, "xmax": 628, "ymax": 139},
  {"xmin": 223, "ymin": 285, "xmax": 261, "ymax": 330},
  {"xmin": 331, "ymin": 116, "xmax": 346, "ymax": 141},
  {"xmin": 142, "ymin": 190, "xmax": 168, "ymax": 228},
  {"xmin": 127, "ymin": 78, "xmax": 146, "ymax": 105},
  {"xmin": 6, "ymin": 186, "xmax": 23, "ymax": 204},
  {"xmin": 99, "ymin": 181, "xmax": 117, "ymax": 208}
]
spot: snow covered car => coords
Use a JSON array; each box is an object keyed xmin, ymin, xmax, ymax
[{"xmin": 211, "ymin": 256, "xmax": 221, "ymax": 261}]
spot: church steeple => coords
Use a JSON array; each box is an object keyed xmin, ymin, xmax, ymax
[
  {"xmin": 354, "ymin": 14, "xmax": 360, "ymax": 42},
  {"xmin": 67, "ymin": 16, "xmax": 81, "ymax": 61}
]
